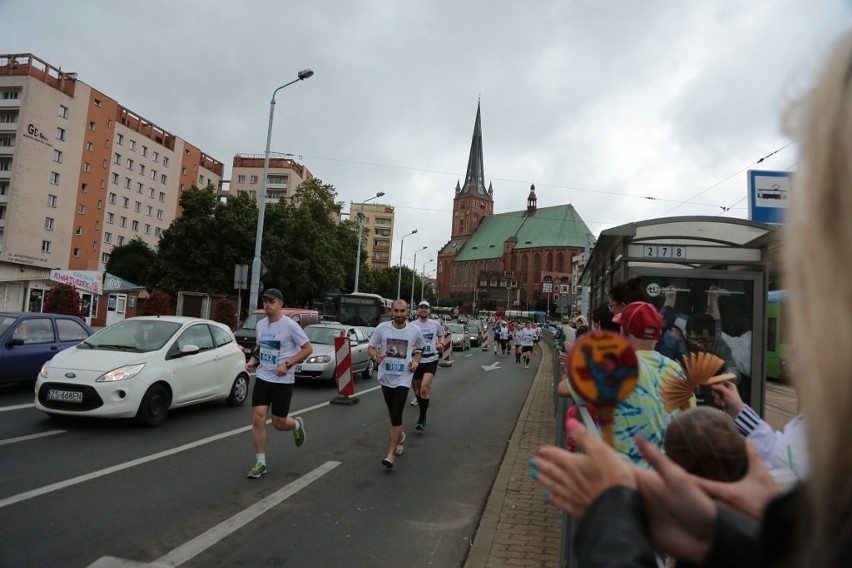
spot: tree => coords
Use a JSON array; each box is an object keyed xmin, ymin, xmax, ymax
[
  {"xmin": 212, "ymin": 297, "xmax": 238, "ymax": 330},
  {"xmin": 43, "ymin": 284, "xmax": 84, "ymax": 318},
  {"xmin": 105, "ymin": 237, "xmax": 157, "ymax": 286}
]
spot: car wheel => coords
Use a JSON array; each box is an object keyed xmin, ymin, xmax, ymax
[
  {"xmin": 135, "ymin": 384, "xmax": 171, "ymax": 427},
  {"xmin": 227, "ymin": 374, "xmax": 250, "ymax": 406},
  {"xmin": 362, "ymin": 358, "xmax": 375, "ymax": 380}
]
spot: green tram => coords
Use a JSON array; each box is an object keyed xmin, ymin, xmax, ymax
[{"xmin": 766, "ymin": 290, "xmax": 790, "ymax": 382}]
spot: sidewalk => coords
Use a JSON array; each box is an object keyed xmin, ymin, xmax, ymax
[{"xmin": 464, "ymin": 345, "xmax": 561, "ymax": 567}]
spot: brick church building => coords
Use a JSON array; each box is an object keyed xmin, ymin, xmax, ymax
[{"xmin": 436, "ymin": 104, "xmax": 593, "ymax": 316}]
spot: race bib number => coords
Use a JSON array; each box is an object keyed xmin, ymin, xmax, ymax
[{"xmin": 384, "ymin": 361, "xmax": 406, "ymax": 374}]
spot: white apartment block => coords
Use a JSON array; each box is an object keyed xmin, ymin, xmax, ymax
[
  {"xmin": 230, "ymin": 154, "xmax": 312, "ymax": 205},
  {"xmin": 0, "ymin": 53, "xmax": 223, "ymax": 312},
  {"xmin": 348, "ymin": 201, "xmax": 394, "ymax": 270}
]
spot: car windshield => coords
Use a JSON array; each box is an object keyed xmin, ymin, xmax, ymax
[
  {"xmin": 468, "ymin": 322, "xmax": 482, "ymax": 331},
  {"xmin": 447, "ymin": 324, "xmax": 465, "ymax": 334},
  {"xmin": 82, "ymin": 319, "xmax": 182, "ymax": 352},
  {"xmin": 0, "ymin": 315, "xmax": 17, "ymax": 336},
  {"xmin": 241, "ymin": 313, "xmax": 264, "ymax": 331},
  {"xmin": 304, "ymin": 326, "xmax": 347, "ymax": 345}
]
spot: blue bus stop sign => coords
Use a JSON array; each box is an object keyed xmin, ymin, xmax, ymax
[{"xmin": 748, "ymin": 170, "xmax": 791, "ymax": 224}]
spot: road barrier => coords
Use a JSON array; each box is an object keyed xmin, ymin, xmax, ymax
[
  {"xmin": 330, "ymin": 334, "xmax": 359, "ymax": 405},
  {"xmin": 439, "ymin": 334, "xmax": 453, "ymax": 367}
]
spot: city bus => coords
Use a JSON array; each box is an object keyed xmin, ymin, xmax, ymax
[{"xmin": 324, "ymin": 293, "xmax": 392, "ymax": 329}]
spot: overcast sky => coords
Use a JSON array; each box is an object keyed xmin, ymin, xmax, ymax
[{"xmin": 3, "ymin": 1, "xmax": 850, "ymax": 278}]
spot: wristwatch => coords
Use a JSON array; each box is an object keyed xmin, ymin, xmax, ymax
[{"xmin": 284, "ymin": 361, "xmax": 293, "ymax": 370}]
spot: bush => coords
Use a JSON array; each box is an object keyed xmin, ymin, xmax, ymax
[
  {"xmin": 212, "ymin": 297, "xmax": 238, "ymax": 330},
  {"xmin": 139, "ymin": 289, "xmax": 173, "ymax": 316},
  {"xmin": 44, "ymin": 284, "xmax": 85, "ymax": 318}
]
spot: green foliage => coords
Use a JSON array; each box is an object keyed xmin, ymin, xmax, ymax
[
  {"xmin": 140, "ymin": 290, "xmax": 173, "ymax": 316},
  {"xmin": 105, "ymin": 237, "xmax": 157, "ymax": 286},
  {"xmin": 44, "ymin": 284, "xmax": 84, "ymax": 318},
  {"xmin": 212, "ymin": 297, "xmax": 238, "ymax": 330}
]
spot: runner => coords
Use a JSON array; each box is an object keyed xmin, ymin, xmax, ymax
[
  {"xmin": 368, "ymin": 299, "xmax": 425, "ymax": 469},
  {"xmin": 499, "ymin": 322, "xmax": 510, "ymax": 357},
  {"xmin": 521, "ymin": 321, "xmax": 536, "ymax": 369},
  {"xmin": 409, "ymin": 300, "xmax": 444, "ymax": 431},
  {"xmin": 513, "ymin": 323, "xmax": 524, "ymax": 363}
]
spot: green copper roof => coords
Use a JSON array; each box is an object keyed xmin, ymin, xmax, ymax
[
  {"xmin": 440, "ymin": 237, "xmax": 468, "ymax": 255},
  {"xmin": 453, "ymin": 204, "xmax": 592, "ymax": 261}
]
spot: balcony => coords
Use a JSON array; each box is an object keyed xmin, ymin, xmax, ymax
[
  {"xmin": 372, "ymin": 244, "xmax": 390, "ymax": 252},
  {"xmin": 0, "ymin": 99, "xmax": 21, "ymax": 109},
  {"xmin": 0, "ymin": 122, "xmax": 17, "ymax": 132}
]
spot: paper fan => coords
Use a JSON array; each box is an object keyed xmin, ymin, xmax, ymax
[{"xmin": 660, "ymin": 352, "xmax": 736, "ymax": 411}]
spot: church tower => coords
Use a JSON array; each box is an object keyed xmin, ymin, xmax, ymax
[{"xmin": 451, "ymin": 102, "xmax": 494, "ymax": 239}]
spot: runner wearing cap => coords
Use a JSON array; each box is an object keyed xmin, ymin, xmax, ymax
[{"xmin": 409, "ymin": 300, "xmax": 444, "ymax": 431}]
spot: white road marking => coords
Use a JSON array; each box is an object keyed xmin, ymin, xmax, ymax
[
  {"xmin": 0, "ymin": 386, "xmax": 381, "ymax": 510},
  {"xmin": 0, "ymin": 403, "xmax": 35, "ymax": 412},
  {"xmin": 0, "ymin": 429, "xmax": 66, "ymax": 446}
]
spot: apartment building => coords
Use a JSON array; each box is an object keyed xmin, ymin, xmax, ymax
[
  {"xmin": 0, "ymin": 53, "xmax": 223, "ymax": 313},
  {"xmin": 230, "ymin": 154, "xmax": 312, "ymax": 205},
  {"xmin": 348, "ymin": 201, "xmax": 394, "ymax": 270}
]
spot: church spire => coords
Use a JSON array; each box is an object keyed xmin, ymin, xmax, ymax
[{"xmin": 460, "ymin": 102, "xmax": 490, "ymax": 198}]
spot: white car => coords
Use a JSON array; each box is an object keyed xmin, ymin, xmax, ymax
[
  {"xmin": 295, "ymin": 324, "xmax": 374, "ymax": 386},
  {"xmin": 34, "ymin": 316, "xmax": 250, "ymax": 427}
]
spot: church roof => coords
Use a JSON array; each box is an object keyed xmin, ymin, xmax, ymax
[
  {"xmin": 439, "ymin": 237, "xmax": 468, "ymax": 255},
  {"xmin": 453, "ymin": 204, "xmax": 592, "ymax": 261},
  {"xmin": 459, "ymin": 102, "xmax": 490, "ymax": 198}
]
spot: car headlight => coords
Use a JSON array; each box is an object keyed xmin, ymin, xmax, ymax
[
  {"xmin": 96, "ymin": 363, "xmax": 146, "ymax": 382},
  {"xmin": 39, "ymin": 361, "xmax": 50, "ymax": 379},
  {"xmin": 306, "ymin": 355, "xmax": 331, "ymax": 364}
]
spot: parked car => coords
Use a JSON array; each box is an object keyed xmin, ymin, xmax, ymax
[
  {"xmin": 446, "ymin": 323, "xmax": 471, "ymax": 351},
  {"xmin": 234, "ymin": 308, "xmax": 320, "ymax": 357},
  {"xmin": 34, "ymin": 316, "xmax": 250, "ymax": 427},
  {"xmin": 295, "ymin": 324, "xmax": 374, "ymax": 386},
  {"xmin": 467, "ymin": 321, "xmax": 484, "ymax": 347},
  {"xmin": 0, "ymin": 312, "xmax": 93, "ymax": 384}
]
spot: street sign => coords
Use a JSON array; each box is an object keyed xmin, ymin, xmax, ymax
[
  {"xmin": 748, "ymin": 170, "xmax": 792, "ymax": 224},
  {"xmin": 233, "ymin": 264, "xmax": 249, "ymax": 290}
]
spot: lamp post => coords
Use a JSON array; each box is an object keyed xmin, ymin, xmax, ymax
[
  {"xmin": 396, "ymin": 229, "xmax": 418, "ymax": 299},
  {"xmin": 410, "ymin": 246, "xmax": 427, "ymax": 311},
  {"xmin": 421, "ymin": 259, "xmax": 434, "ymax": 301},
  {"xmin": 249, "ymin": 69, "xmax": 314, "ymax": 310},
  {"xmin": 353, "ymin": 191, "xmax": 385, "ymax": 293}
]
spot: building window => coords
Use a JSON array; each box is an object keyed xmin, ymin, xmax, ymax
[
  {"xmin": 141, "ymin": 145, "xmax": 148, "ymax": 157},
  {"xmin": 41, "ymin": 241, "xmax": 51, "ymax": 253},
  {"xmin": 108, "ymin": 192, "xmax": 116, "ymax": 204},
  {"xmin": 52, "ymin": 149, "xmax": 62, "ymax": 163},
  {"xmin": 156, "ymin": 209, "xmax": 163, "ymax": 220},
  {"xmin": 153, "ymin": 151, "xmax": 159, "ymax": 163},
  {"xmin": 199, "ymin": 176, "xmax": 205, "ymax": 186},
  {"xmin": 94, "ymin": 98, "xmax": 102, "ymax": 107},
  {"xmin": 114, "ymin": 153, "xmax": 121, "ymax": 165},
  {"xmin": 86, "ymin": 141, "xmax": 93, "ymax": 152},
  {"xmin": 122, "ymin": 197, "xmax": 129, "ymax": 208},
  {"xmin": 75, "ymin": 226, "xmax": 82, "ymax": 236},
  {"xmin": 150, "ymin": 169, "xmax": 157, "ymax": 180},
  {"xmin": 95, "ymin": 220, "xmax": 100, "ymax": 229},
  {"xmin": 160, "ymin": 174, "xmax": 167, "ymax": 184},
  {"xmin": 106, "ymin": 212, "xmax": 114, "ymax": 224},
  {"xmin": 146, "ymin": 205, "xmax": 152, "ymax": 216},
  {"xmin": 56, "ymin": 127, "xmax": 66, "ymax": 141},
  {"xmin": 101, "ymin": 252, "xmax": 110, "ymax": 263},
  {"xmin": 92, "ymin": 241, "xmax": 97, "ymax": 250},
  {"xmin": 111, "ymin": 172, "xmax": 119, "ymax": 184},
  {"xmin": 237, "ymin": 175, "xmax": 246, "ymax": 183},
  {"xmin": 144, "ymin": 224, "xmax": 151, "ymax": 234},
  {"xmin": 148, "ymin": 187, "xmax": 155, "ymax": 198},
  {"xmin": 250, "ymin": 175, "xmax": 258, "ymax": 184},
  {"xmin": 129, "ymin": 139, "xmax": 136, "ymax": 151},
  {"xmin": 115, "ymin": 133, "xmax": 123, "ymax": 145},
  {"xmin": 88, "ymin": 121, "xmax": 96, "ymax": 132},
  {"xmin": 120, "ymin": 216, "xmax": 127, "ymax": 227},
  {"xmin": 158, "ymin": 192, "xmax": 165, "ymax": 202},
  {"xmin": 126, "ymin": 158, "xmax": 133, "ymax": 170},
  {"xmin": 117, "ymin": 235, "xmax": 124, "ymax": 246},
  {"xmin": 162, "ymin": 156, "xmax": 169, "ymax": 167},
  {"xmin": 96, "ymin": 199, "xmax": 102, "ymax": 209},
  {"xmin": 138, "ymin": 164, "xmax": 145, "ymax": 175},
  {"xmin": 47, "ymin": 194, "xmax": 58, "ymax": 207},
  {"xmin": 58, "ymin": 105, "xmax": 69, "ymax": 119},
  {"xmin": 124, "ymin": 177, "xmax": 131, "ymax": 189},
  {"xmin": 49, "ymin": 172, "xmax": 60, "ymax": 185},
  {"xmin": 137, "ymin": 182, "xmax": 144, "ymax": 193},
  {"xmin": 104, "ymin": 232, "xmax": 112, "ymax": 243},
  {"xmin": 81, "ymin": 183, "xmax": 88, "ymax": 193},
  {"xmin": 132, "ymin": 220, "xmax": 139, "ymax": 231},
  {"xmin": 134, "ymin": 201, "xmax": 141, "ymax": 212},
  {"xmin": 102, "ymin": 159, "xmax": 108, "ymax": 168},
  {"xmin": 44, "ymin": 217, "xmax": 54, "ymax": 230},
  {"xmin": 83, "ymin": 162, "xmax": 91, "ymax": 173},
  {"xmin": 73, "ymin": 248, "xmax": 80, "ymax": 257},
  {"xmin": 155, "ymin": 227, "xmax": 162, "ymax": 237}
]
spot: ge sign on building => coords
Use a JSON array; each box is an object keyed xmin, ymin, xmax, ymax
[{"xmin": 748, "ymin": 170, "xmax": 792, "ymax": 224}]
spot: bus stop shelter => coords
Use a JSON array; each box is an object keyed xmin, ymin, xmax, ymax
[{"xmin": 579, "ymin": 216, "xmax": 779, "ymax": 414}]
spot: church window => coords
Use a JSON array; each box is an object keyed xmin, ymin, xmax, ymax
[
  {"xmin": 556, "ymin": 252, "xmax": 564, "ymax": 272},
  {"xmin": 546, "ymin": 252, "xmax": 553, "ymax": 272}
]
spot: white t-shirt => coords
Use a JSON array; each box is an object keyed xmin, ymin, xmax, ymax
[
  {"xmin": 411, "ymin": 318, "xmax": 444, "ymax": 363},
  {"xmin": 255, "ymin": 316, "xmax": 310, "ymax": 385},
  {"xmin": 369, "ymin": 321, "xmax": 425, "ymax": 388},
  {"xmin": 513, "ymin": 329, "xmax": 523, "ymax": 345},
  {"xmin": 521, "ymin": 328, "xmax": 536, "ymax": 347}
]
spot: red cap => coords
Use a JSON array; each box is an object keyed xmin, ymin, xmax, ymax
[{"xmin": 617, "ymin": 301, "xmax": 662, "ymax": 341}]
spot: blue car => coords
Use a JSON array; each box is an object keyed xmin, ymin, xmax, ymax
[{"xmin": 0, "ymin": 312, "xmax": 93, "ymax": 383}]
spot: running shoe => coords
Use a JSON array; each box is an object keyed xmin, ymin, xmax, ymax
[
  {"xmin": 395, "ymin": 432, "xmax": 406, "ymax": 456},
  {"xmin": 246, "ymin": 462, "xmax": 267, "ymax": 479},
  {"xmin": 293, "ymin": 416, "xmax": 306, "ymax": 447},
  {"xmin": 382, "ymin": 456, "xmax": 395, "ymax": 469},
  {"xmin": 415, "ymin": 418, "xmax": 426, "ymax": 431},
  {"xmin": 410, "ymin": 397, "xmax": 419, "ymax": 407}
]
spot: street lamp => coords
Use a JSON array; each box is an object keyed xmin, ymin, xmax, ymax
[
  {"xmin": 410, "ymin": 246, "xmax": 427, "ymax": 311},
  {"xmin": 249, "ymin": 68, "xmax": 315, "ymax": 310},
  {"xmin": 396, "ymin": 229, "xmax": 418, "ymax": 299},
  {"xmin": 353, "ymin": 191, "xmax": 385, "ymax": 293},
  {"xmin": 420, "ymin": 259, "xmax": 434, "ymax": 301}
]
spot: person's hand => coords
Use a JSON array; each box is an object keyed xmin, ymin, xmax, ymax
[
  {"xmin": 710, "ymin": 381, "xmax": 745, "ymax": 417},
  {"xmin": 245, "ymin": 358, "xmax": 256, "ymax": 372},
  {"xmin": 530, "ymin": 419, "xmax": 635, "ymax": 518},
  {"xmin": 692, "ymin": 441, "xmax": 780, "ymax": 520},
  {"xmin": 634, "ymin": 436, "xmax": 718, "ymax": 564}
]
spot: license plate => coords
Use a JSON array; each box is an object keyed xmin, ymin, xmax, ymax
[
  {"xmin": 47, "ymin": 389, "xmax": 83, "ymax": 403},
  {"xmin": 295, "ymin": 365, "xmax": 302, "ymax": 372}
]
